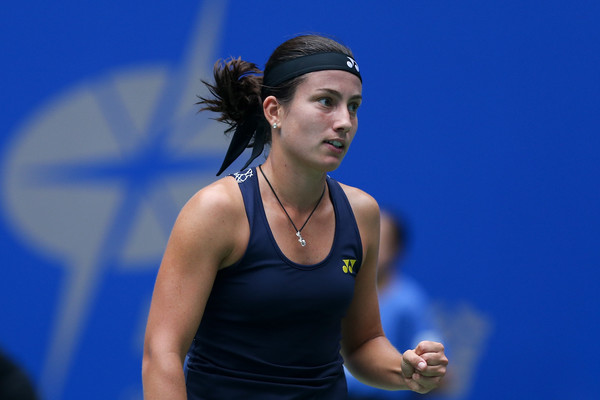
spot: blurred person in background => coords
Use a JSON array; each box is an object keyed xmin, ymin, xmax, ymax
[
  {"xmin": 346, "ymin": 209, "xmax": 445, "ymax": 399},
  {"xmin": 0, "ymin": 350, "xmax": 38, "ymax": 400}
]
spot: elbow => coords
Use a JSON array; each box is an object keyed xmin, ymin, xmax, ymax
[
  {"xmin": 142, "ymin": 338, "xmax": 186, "ymax": 380},
  {"xmin": 142, "ymin": 338, "xmax": 166, "ymax": 381},
  {"xmin": 142, "ymin": 344, "xmax": 154, "ymax": 383}
]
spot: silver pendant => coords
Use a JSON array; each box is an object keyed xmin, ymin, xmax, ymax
[{"xmin": 296, "ymin": 231, "xmax": 307, "ymax": 247}]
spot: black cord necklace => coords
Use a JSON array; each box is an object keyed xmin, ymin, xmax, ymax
[{"xmin": 259, "ymin": 165, "xmax": 326, "ymax": 247}]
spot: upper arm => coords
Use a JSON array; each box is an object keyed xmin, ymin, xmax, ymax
[
  {"xmin": 340, "ymin": 185, "xmax": 383, "ymax": 357},
  {"xmin": 143, "ymin": 178, "xmax": 247, "ymax": 360}
]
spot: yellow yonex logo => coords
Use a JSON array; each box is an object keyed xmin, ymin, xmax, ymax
[{"xmin": 342, "ymin": 259, "xmax": 357, "ymax": 275}]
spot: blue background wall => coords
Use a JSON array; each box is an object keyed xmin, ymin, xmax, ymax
[{"xmin": 1, "ymin": 1, "xmax": 599, "ymax": 399}]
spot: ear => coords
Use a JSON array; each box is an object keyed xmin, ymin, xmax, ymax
[{"xmin": 263, "ymin": 96, "xmax": 280, "ymax": 127}]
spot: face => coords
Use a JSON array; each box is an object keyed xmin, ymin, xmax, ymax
[{"xmin": 276, "ymin": 70, "xmax": 362, "ymax": 172}]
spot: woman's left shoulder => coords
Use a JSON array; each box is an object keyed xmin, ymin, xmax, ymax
[{"xmin": 338, "ymin": 182, "xmax": 380, "ymax": 223}]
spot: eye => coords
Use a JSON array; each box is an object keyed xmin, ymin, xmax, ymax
[
  {"xmin": 348, "ymin": 101, "xmax": 361, "ymax": 115},
  {"xmin": 317, "ymin": 97, "xmax": 333, "ymax": 107}
]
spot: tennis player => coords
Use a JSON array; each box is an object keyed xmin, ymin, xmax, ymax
[{"xmin": 142, "ymin": 34, "xmax": 447, "ymax": 399}]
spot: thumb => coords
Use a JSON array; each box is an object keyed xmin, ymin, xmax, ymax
[{"xmin": 402, "ymin": 349, "xmax": 427, "ymax": 378}]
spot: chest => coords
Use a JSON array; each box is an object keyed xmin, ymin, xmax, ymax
[
  {"xmin": 211, "ymin": 253, "xmax": 358, "ymax": 323},
  {"xmin": 263, "ymin": 202, "xmax": 336, "ymax": 265}
]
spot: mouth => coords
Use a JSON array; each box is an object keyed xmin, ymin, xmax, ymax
[{"xmin": 324, "ymin": 139, "xmax": 344, "ymax": 149}]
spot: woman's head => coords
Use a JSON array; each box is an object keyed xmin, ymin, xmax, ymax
[{"xmin": 199, "ymin": 34, "xmax": 361, "ymax": 175}]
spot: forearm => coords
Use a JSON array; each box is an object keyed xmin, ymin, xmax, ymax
[
  {"xmin": 142, "ymin": 351, "xmax": 188, "ymax": 400},
  {"xmin": 343, "ymin": 335, "xmax": 410, "ymax": 391}
]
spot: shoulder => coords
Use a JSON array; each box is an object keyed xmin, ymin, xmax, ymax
[
  {"xmin": 336, "ymin": 182, "xmax": 380, "ymax": 260},
  {"xmin": 183, "ymin": 175, "xmax": 244, "ymax": 220},
  {"xmin": 337, "ymin": 182, "xmax": 380, "ymax": 227},
  {"xmin": 173, "ymin": 175, "xmax": 247, "ymax": 267}
]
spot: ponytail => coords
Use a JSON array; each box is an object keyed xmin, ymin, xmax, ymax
[{"xmin": 197, "ymin": 57, "xmax": 269, "ymax": 176}]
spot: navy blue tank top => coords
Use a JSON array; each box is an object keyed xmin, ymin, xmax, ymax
[{"xmin": 186, "ymin": 167, "xmax": 363, "ymax": 399}]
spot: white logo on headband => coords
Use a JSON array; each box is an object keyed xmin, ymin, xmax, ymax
[{"xmin": 346, "ymin": 57, "xmax": 359, "ymax": 72}]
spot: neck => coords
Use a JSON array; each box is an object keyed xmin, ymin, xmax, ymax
[{"xmin": 260, "ymin": 158, "xmax": 327, "ymax": 211}]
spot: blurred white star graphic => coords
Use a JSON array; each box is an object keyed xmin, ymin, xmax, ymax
[{"xmin": 1, "ymin": 1, "xmax": 229, "ymax": 398}]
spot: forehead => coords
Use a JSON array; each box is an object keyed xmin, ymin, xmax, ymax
[{"xmin": 297, "ymin": 70, "xmax": 362, "ymax": 95}]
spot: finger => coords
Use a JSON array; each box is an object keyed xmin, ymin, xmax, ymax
[
  {"xmin": 415, "ymin": 354, "xmax": 448, "ymax": 378},
  {"xmin": 415, "ymin": 341, "xmax": 445, "ymax": 356},
  {"xmin": 412, "ymin": 373, "xmax": 443, "ymax": 391},
  {"xmin": 405, "ymin": 376, "xmax": 434, "ymax": 395},
  {"xmin": 402, "ymin": 349, "xmax": 427, "ymax": 376},
  {"xmin": 420, "ymin": 351, "xmax": 449, "ymax": 367},
  {"xmin": 416, "ymin": 364, "xmax": 447, "ymax": 378},
  {"xmin": 401, "ymin": 357, "xmax": 415, "ymax": 378},
  {"xmin": 403, "ymin": 374, "xmax": 424, "ymax": 393}
]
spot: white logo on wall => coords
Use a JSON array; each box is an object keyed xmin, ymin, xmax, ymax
[{"xmin": 1, "ymin": 1, "xmax": 229, "ymax": 399}]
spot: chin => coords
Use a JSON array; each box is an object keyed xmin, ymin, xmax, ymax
[{"xmin": 321, "ymin": 158, "xmax": 345, "ymax": 173}]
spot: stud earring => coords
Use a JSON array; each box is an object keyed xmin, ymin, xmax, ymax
[{"xmin": 272, "ymin": 123, "xmax": 278, "ymax": 129}]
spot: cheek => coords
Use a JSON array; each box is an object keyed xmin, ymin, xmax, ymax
[
  {"xmin": 286, "ymin": 105, "xmax": 319, "ymax": 129},
  {"xmin": 348, "ymin": 119, "xmax": 358, "ymax": 141},
  {"xmin": 296, "ymin": 113, "xmax": 329, "ymax": 135}
]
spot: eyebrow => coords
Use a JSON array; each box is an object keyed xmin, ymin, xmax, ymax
[{"xmin": 315, "ymin": 88, "xmax": 362, "ymax": 101}]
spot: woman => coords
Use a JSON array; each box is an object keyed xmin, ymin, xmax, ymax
[{"xmin": 142, "ymin": 34, "xmax": 447, "ymax": 399}]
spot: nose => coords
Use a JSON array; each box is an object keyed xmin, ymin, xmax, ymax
[{"xmin": 333, "ymin": 107, "xmax": 353, "ymax": 134}]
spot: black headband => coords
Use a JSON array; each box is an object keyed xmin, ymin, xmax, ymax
[{"xmin": 263, "ymin": 52, "xmax": 362, "ymax": 87}]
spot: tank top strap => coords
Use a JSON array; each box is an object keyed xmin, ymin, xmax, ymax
[
  {"xmin": 229, "ymin": 167, "xmax": 259, "ymax": 228},
  {"xmin": 326, "ymin": 175, "xmax": 363, "ymax": 270}
]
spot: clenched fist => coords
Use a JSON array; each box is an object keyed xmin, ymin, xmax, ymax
[{"xmin": 401, "ymin": 341, "xmax": 448, "ymax": 394}]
